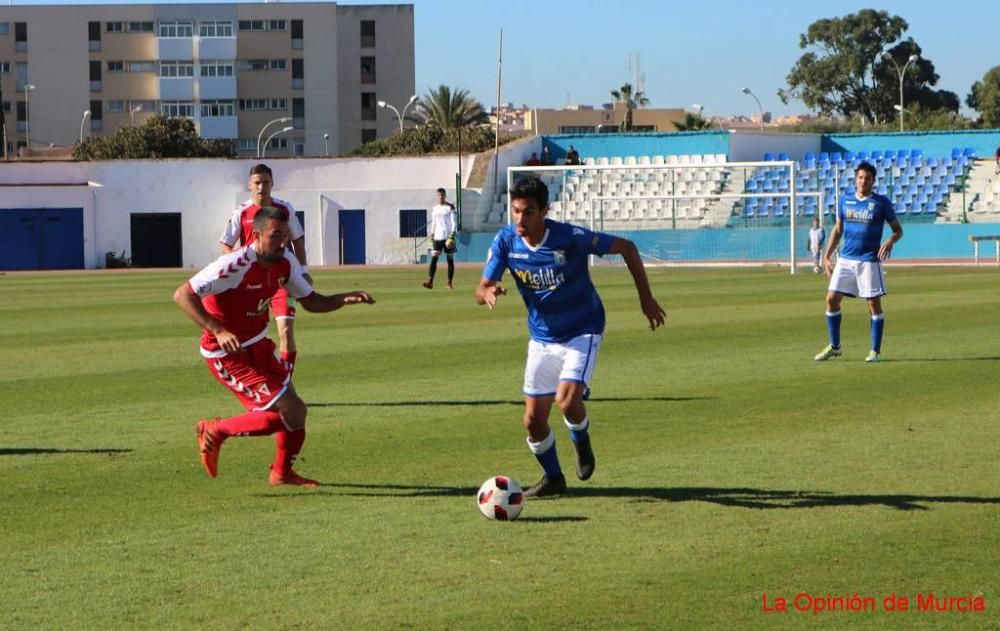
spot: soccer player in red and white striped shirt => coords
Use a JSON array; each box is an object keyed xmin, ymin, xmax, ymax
[
  {"xmin": 220, "ymin": 163, "xmax": 307, "ymax": 375},
  {"xmin": 175, "ymin": 206, "xmax": 375, "ymax": 486}
]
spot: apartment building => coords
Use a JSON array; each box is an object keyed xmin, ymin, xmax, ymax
[{"xmin": 0, "ymin": 2, "xmax": 414, "ymax": 157}]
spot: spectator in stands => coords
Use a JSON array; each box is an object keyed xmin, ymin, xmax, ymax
[
  {"xmin": 541, "ymin": 146, "xmax": 554, "ymax": 166},
  {"xmin": 814, "ymin": 161, "xmax": 903, "ymax": 364},
  {"xmin": 565, "ymin": 145, "xmax": 581, "ymax": 165},
  {"xmin": 524, "ymin": 152, "xmax": 542, "ymax": 166},
  {"xmin": 808, "ymin": 217, "xmax": 826, "ymax": 273}
]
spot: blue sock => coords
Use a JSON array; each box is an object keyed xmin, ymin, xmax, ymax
[
  {"xmin": 564, "ymin": 416, "xmax": 590, "ymax": 443},
  {"xmin": 526, "ymin": 432, "xmax": 562, "ymax": 478},
  {"xmin": 826, "ymin": 310, "xmax": 842, "ymax": 348},
  {"xmin": 871, "ymin": 313, "xmax": 885, "ymax": 353}
]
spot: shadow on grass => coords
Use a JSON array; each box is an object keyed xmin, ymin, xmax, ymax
[
  {"xmin": 306, "ymin": 396, "xmax": 709, "ymax": 408},
  {"xmin": 881, "ymin": 356, "xmax": 1000, "ymax": 363},
  {"xmin": 259, "ymin": 482, "xmax": 1000, "ymax": 512},
  {"xmin": 569, "ymin": 486, "xmax": 1000, "ymax": 511},
  {"xmin": 0, "ymin": 447, "xmax": 132, "ymax": 456}
]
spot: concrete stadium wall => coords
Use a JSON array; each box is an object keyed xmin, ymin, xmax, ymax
[
  {"xmin": 542, "ymin": 131, "xmax": 730, "ymax": 162},
  {"xmin": 823, "ymin": 129, "xmax": 1000, "ymax": 158},
  {"xmin": 0, "ymin": 156, "xmax": 475, "ymax": 268},
  {"xmin": 459, "ymin": 222, "xmax": 1000, "ymax": 264},
  {"xmin": 728, "ymin": 132, "xmax": 821, "ymax": 162}
]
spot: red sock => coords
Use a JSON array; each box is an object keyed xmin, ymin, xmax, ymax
[
  {"xmin": 217, "ymin": 411, "xmax": 285, "ymax": 438},
  {"xmin": 280, "ymin": 350, "xmax": 297, "ymax": 376},
  {"xmin": 273, "ymin": 428, "xmax": 306, "ymax": 475}
]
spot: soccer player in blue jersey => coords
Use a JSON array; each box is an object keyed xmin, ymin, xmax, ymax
[
  {"xmin": 814, "ymin": 162, "xmax": 903, "ymax": 363},
  {"xmin": 476, "ymin": 176, "xmax": 666, "ymax": 497}
]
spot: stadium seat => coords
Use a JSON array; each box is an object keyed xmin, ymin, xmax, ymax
[{"xmin": 763, "ymin": 152, "xmax": 776, "ymax": 161}]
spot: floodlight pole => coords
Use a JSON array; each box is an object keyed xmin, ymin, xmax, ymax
[
  {"xmin": 261, "ymin": 125, "xmax": 293, "ymax": 158},
  {"xmin": 883, "ymin": 53, "xmax": 919, "ymax": 132},
  {"xmin": 740, "ymin": 87, "xmax": 764, "ymax": 133},
  {"xmin": 257, "ymin": 117, "xmax": 292, "ymax": 158}
]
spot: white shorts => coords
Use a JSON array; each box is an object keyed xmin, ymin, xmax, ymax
[
  {"xmin": 828, "ymin": 258, "xmax": 887, "ymax": 299},
  {"xmin": 523, "ymin": 334, "xmax": 602, "ymax": 397}
]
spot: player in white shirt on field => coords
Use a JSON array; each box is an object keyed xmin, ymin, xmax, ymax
[
  {"xmin": 808, "ymin": 217, "xmax": 826, "ymax": 273},
  {"xmin": 815, "ymin": 162, "xmax": 903, "ymax": 363},
  {"xmin": 422, "ymin": 188, "xmax": 457, "ymax": 290}
]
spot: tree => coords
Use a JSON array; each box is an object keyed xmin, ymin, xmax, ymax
[
  {"xmin": 411, "ymin": 85, "xmax": 488, "ymax": 129},
  {"xmin": 779, "ymin": 10, "xmax": 958, "ymax": 125},
  {"xmin": 610, "ymin": 83, "xmax": 649, "ymax": 131},
  {"xmin": 73, "ymin": 115, "xmax": 234, "ymax": 160},
  {"xmin": 347, "ymin": 124, "xmax": 516, "ymax": 157},
  {"xmin": 673, "ymin": 113, "xmax": 712, "ymax": 132},
  {"xmin": 968, "ymin": 66, "xmax": 1000, "ymax": 128}
]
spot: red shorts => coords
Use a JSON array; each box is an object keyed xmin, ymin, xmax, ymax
[
  {"xmin": 205, "ymin": 338, "xmax": 290, "ymax": 411},
  {"xmin": 272, "ymin": 287, "xmax": 296, "ymax": 320}
]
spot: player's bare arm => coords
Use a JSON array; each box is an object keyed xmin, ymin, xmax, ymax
[
  {"xmin": 878, "ymin": 219, "xmax": 904, "ymax": 261},
  {"xmin": 172, "ymin": 283, "xmax": 241, "ymax": 353},
  {"xmin": 476, "ymin": 278, "xmax": 507, "ymax": 310},
  {"xmin": 220, "ymin": 242, "xmax": 236, "ymax": 254},
  {"xmin": 298, "ymin": 291, "xmax": 375, "ymax": 313},
  {"xmin": 608, "ymin": 237, "xmax": 666, "ymax": 331},
  {"xmin": 823, "ymin": 219, "xmax": 844, "ymax": 276}
]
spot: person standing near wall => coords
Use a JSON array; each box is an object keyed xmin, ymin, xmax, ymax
[{"xmin": 423, "ymin": 187, "xmax": 458, "ymax": 290}]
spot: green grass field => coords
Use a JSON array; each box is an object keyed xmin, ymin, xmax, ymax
[{"xmin": 1, "ymin": 265, "xmax": 998, "ymax": 629}]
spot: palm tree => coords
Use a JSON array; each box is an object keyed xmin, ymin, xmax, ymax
[
  {"xmin": 673, "ymin": 113, "xmax": 712, "ymax": 132},
  {"xmin": 412, "ymin": 85, "xmax": 489, "ymax": 128},
  {"xmin": 610, "ymin": 83, "xmax": 650, "ymax": 131}
]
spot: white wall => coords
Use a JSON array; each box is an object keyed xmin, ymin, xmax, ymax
[{"xmin": 0, "ymin": 155, "xmax": 476, "ymax": 268}]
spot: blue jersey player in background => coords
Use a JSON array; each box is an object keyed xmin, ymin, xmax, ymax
[
  {"xmin": 815, "ymin": 162, "xmax": 903, "ymax": 363},
  {"xmin": 476, "ymin": 176, "xmax": 666, "ymax": 497}
]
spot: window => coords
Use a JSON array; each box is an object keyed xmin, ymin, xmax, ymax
[
  {"xmin": 291, "ymin": 20, "xmax": 303, "ymax": 49},
  {"xmin": 15, "ymin": 22, "xmax": 26, "ymax": 42},
  {"xmin": 90, "ymin": 100, "xmax": 103, "ymax": 121},
  {"xmin": 293, "ymin": 140, "xmax": 305, "ymax": 157},
  {"xmin": 160, "ymin": 61, "xmax": 194, "ymax": 78},
  {"xmin": 108, "ymin": 100, "xmax": 125, "ymax": 113},
  {"xmin": 159, "ymin": 21, "xmax": 194, "ymax": 38},
  {"xmin": 270, "ymin": 59, "xmax": 286, "ymax": 71},
  {"xmin": 238, "ymin": 138, "xmax": 256, "ymax": 152},
  {"xmin": 292, "ymin": 97, "xmax": 305, "ymax": 128},
  {"xmin": 88, "ymin": 22, "xmax": 100, "ymax": 41},
  {"xmin": 399, "ymin": 209, "xmax": 427, "ymax": 238},
  {"xmin": 161, "ymin": 100, "xmax": 194, "ymax": 118},
  {"xmin": 127, "ymin": 61, "xmax": 156, "ymax": 73},
  {"xmin": 238, "ymin": 98, "xmax": 287, "ymax": 111},
  {"xmin": 0, "ymin": 62, "xmax": 9, "ymax": 74},
  {"xmin": 269, "ymin": 20, "xmax": 286, "ymax": 31},
  {"xmin": 128, "ymin": 99, "xmax": 155, "ymax": 113},
  {"xmin": 360, "ymin": 20, "xmax": 375, "ymax": 47},
  {"xmin": 129, "ymin": 22, "xmax": 154, "ymax": 33},
  {"xmin": 0, "ymin": 23, "xmax": 9, "ymax": 36},
  {"xmin": 200, "ymin": 61, "xmax": 234, "ymax": 77},
  {"xmin": 90, "ymin": 61, "xmax": 102, "ymax": 81},
  {"xmin": 360, "ymin": 56, "xmax": 376, "ymax": 84},
  {"xmin": 361, "ymin": 92, "xmax": 377, "ymax": 121},
  {"xmin": 558, "ymin": 125, "xmax": 596, "ymax": 134},
  {"xmin": 16, "ymin": 100, "xmax": 26, "ymax": 122},
  {"xmin": 106, "ymin": 22, "xmax": 125, "ymax": 33},
  {"xmin": 107, "ymin": 61, "xmax": 124, "ymax": 72},
  {"xmin": 199, "ymin": 21, "xmax": 233, "ymax": 37},
  {"xmin": 237, "ymin": 59, "xmax": 270, "ymax": 72},
  {"xmin": 268, "ymin": 137, "xmax": 288, "ymax": 150},
  {"xmin": 239, "ymin": 20, "xmax": 286, "ymax": 32},
  {"xmin": 292, "ymin": 58, "xmax": 303, "ymax": 88},
  {"xmin": 200, "ymin": 99, "xmax": 235, "ymax": 117},
  {"xmin": 361, "ymin": 128, "xmax": 377, "ymax": 143}
]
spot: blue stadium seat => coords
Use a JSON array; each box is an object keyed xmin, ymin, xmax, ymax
[
  {"xmin": 844, "ymin": 151, "xmax": 855, "ymax": 161},
  {"xmin": 951, "ymin": 148, "xmax": 962, "ymax": 158},
  {"xmin": 777, "ymin": 152, "xmax": 790, "ymax": 161},
  {"xmin": 830, "ymin": 151, "xmax": 843, "ymax": 162},
  {"xmin": 819, "ymin": 152, "xmax": 830, "ymax": 162},
  {"xmin": 804, "ymin": 151, "xmax": 817, "ymax": 161},
  {"xmin": 763, "ymin": 152, "xmax": 776, "ymax": 161},
  {"xmin": 963, "ymin": 147, "xmax": 975, "ymax": 157},
  {"xmin": 870, "ymin": 150, "xmax": 883, "ymax": 161},
  {"xmin": 910, "ymin": 149, "xmax": 923, "ymax": 159},
  {"xmin": 857, "ymin": 151, "xmax": 870, "ymax": 161},
  {"xmin": 883, "ymin": 149, "xmax": 897, "ymax": 161}
]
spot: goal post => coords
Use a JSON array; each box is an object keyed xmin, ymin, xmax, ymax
[{"xmin": 506, "ymin": 161, "xmax": 829, "ymax": 274}]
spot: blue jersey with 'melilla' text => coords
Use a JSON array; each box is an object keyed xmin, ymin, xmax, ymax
[
  {"xmin": 482, "ymin": 219, "xmax": 615, "ymax": 343},
  {"xmin": 838, "ymin": 193, "xmax": 896, "ymax": 262}
]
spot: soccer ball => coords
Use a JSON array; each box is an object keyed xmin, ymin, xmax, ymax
[{"xmin": 477, "ymin": 476, "xmax": 525, "ymax": 521}]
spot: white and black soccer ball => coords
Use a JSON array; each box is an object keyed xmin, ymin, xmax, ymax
[{"xmin": 477, "ymin": 476, "xmax": 525, "ymax": 521}]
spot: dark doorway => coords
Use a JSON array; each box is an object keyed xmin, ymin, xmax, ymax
[{"xmin": 130, "ymin": 213, "xmax": 182, "ymax": 268}]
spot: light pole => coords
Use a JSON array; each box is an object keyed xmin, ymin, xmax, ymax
[
  {"xmin": 377, "ymin": 94, "xmax": 417, "ymax": 133},
  {"xmin": 882, "ymin": 53, "xmax": 919, "ymax": 132},
  {"xmin": 323, "ymin": 133, "xmax": 329, "ymax": 157},
  {"xmin": 740, "ymin": 87, "xmax": 764, "ymax": 133},
  {"xmin": 23, "ymin": 84, "xmax": 35, "ymax": 148},
  {"xmin": 261, "ymin": 125, "xmax": 293, "ymax": 158},
  {"xmin": 79, "ymin": 110, "xmax": 91, "ymax": 143},
  {"xmin": 130, "ymin": 105, "xmax": 142, "ymax": 126},
  {"xmin": 257, "ymin": 116, "xmax": 292, "ymax": 158}
]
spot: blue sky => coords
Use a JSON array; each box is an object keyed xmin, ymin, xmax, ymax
[{"xmin": 12, "ymin": 0, "xmax": 999, "ymax": 117}]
